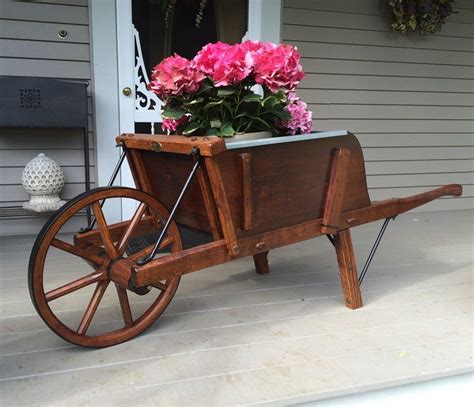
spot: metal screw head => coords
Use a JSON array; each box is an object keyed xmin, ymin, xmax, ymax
[{"xmin": 57, "ymin": 28, "xmax": 69, "ymax": 39}]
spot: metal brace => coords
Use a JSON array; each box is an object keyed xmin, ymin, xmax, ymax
[
  {"xmin": 78, "ymin": 143, "xmax": 127, "ymax": 234},
  {"xmin": 135, "ymin": 147, "xmax": 201, "ymax": 266},
  {"xmin": 325, "ymin": 216, "xmax": 396, "ymax": 286}
]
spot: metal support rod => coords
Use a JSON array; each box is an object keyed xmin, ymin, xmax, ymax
[
  {"xmin": 326, "ymin": 234, "xmax": 335, "ymax": 247},
  {"xmin": 136, "ymin": 148, "xmax": 201, "ymax": 266},
  {"xmin": 358, "ymin": 217, "xmax": 394, "ymax": 285},
  {"xmin": 78, "ymin": 145, "xmax": 126, "ymax": 233}
]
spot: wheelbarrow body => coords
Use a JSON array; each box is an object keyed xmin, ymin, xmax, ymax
[{"xmin": 28, "ymin": 130, "xmax": 462, "ymax": 347}]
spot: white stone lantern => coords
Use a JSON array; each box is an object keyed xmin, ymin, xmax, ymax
[{"xmin": 22, "ymin": 153, "xmax": 66, "ymax": 212}]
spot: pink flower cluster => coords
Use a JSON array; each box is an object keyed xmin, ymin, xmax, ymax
[
  {"xmin": 193, "ymin": 40, "xmax": 304, "ymax": 91},
  {"xmin": 280, "ymin": 99, "xmax": 313, "ymax": 135},
  {"xmin": 162, "ymin": 116, "xmax": 189, "ymax": 133},
  {"xmin": 149, "ymin": 54, "xmax": 204, "ymax": 97}
]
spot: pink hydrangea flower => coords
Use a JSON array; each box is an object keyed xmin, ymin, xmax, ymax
[
  {"xmin": 253, "ymin": 44, "xmax": 305, "ymax": 93},
  {"xmin": 161, "ymin": 115, "xmax": 189, "ymax": 133},
  {"xmin": 193, "ymin": 42, "xmax": 231, "ymax": 75},
  {"xmin": 212, "ymin": 44, "xmax": 253, "ymax": 86},
  {"xmin": 279, "ymin": 99, "xmax": 312, "ymax": 135},
  {"xmin": 149, "ymin": 54, "xmax": 205, "ymax": 97}
]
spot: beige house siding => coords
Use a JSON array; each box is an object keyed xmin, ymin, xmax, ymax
[
  {"xmin": 0, "ymin": 0, "xmax": 94, "ymax": 235},
  {"xmin": 283, "ymin": 0, "xmax": 473, "ymax": 211}
]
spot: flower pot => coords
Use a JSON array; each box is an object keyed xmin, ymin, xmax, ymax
[{"xmin": 224, "ymin": 131, "xmax": 272, "ymax": 143}]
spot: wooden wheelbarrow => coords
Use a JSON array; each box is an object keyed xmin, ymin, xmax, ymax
[{"xmin": 28, "ymin": 130, "xmax": 462, "ymax": 347}]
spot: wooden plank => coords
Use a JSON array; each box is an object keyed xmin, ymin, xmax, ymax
[
  {"xmin": 283, "ymin": 25, "xmax": 474, "ymax": 52},
  {"xmin": 314, "ymin": 120, "xmax": 474, "ymax": 134},
  {"xmin": 311, "ymin": 104, "xmax": 474, "ymax": 121},
  {"xmin": 239, "ymin": 153, "xmax": 253, "ymax": 230},
  {"xmin": 0, "ymin": 38, "xmax": 90, "ymax": 61},
  {"xmin": 298, "ymin": 58, "xmax": 474, "ymax": 79},
  {"xmin": 0, "ymin": 19, "xmax": 90, "ymax": 43},
  {"xmin": 334, "ymin": 229, "xmax": 362, "ymax": 309},
  {"xmin": 0, "ymin": 1, "xmax": 89, "ymax": 24},
  {"xmin": 0, "ymin": 58, "xmax": 90, "ymax": 79},
  {"xmin": 283, "ymin": 9, "xmax": 474, "ymax": 38},
  {"xmin": 369, "ymin": 184, "xmax": 474, "ymax": 199},
  {"xmin": 292, "ymin": 41, "xmax": 474, "ymax": 66},
  {"xmin": 321, "ymin": 148, "xmax": 351, "ymax": 234},
  {"xmin": 302, "ymin": 74, "xmax": 474, "ymax": 94},
  {"xmin": 297, "ymin": 89, "xmax": 474, "ymax": 106}
]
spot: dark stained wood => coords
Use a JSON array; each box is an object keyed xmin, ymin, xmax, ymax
[
  {"xmin": 196, "ymin": 165, "xmax": 222, "ymax": 240},
  {"xmin": 117, "ymin": 133, "xmax": 226, "ymax": 157},
  {"xmin": 30, "ymin": 131, "xmax": 464, "ymax": 348},
  {"xmin": 253, "ymin": 251, "xmax": 270, "ymax": 274},
  {"xmin": 334, "ymin": 229, "xmax": 362, "ymax": 309},
  {"xmin": 341, "ymin": 184, "xmax": 463, "ymax": 228},
  {"xmin": 205, "ymin": 157, "xmax": 240, "ymax": 256},
  {"xmin": 240, "ymin": 153, "xmax": 253, "ymax": 230},
  {"xmin": 321, "ymin": 148, "xmax": 351, "ymax": 234}
]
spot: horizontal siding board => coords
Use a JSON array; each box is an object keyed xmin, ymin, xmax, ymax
[
  {"xmin": 284, "ymin": 0, "xmax": 474, "ymax": 15},
  {"xmin": 356, "ymin": 134, "xmax": 474, "ymax": 147},
  {"xmin": 30, "ymin": 0, "xmax": 88, "ymax": 6},
  {"xmin": 0, "ymin": 166, "xmax": 96, "ymax": 185},
  {"xmin": 283, "ymin": 9, "xmax": 474, "ymax": 38},
  {"xmin": 0, "ymin": 130, "xmax": 94, "ymax": 150},
  {"xmin": 314, "ymin": 120, "xmax": 474, "ymax": 133},
  {"xmin": 298, "ymin": 58, "xmax": 474, "ymax": 80},
  {"xmin": 301, "ymin": 74, "xmax": 474, "ymax": 93},
  {"xmin": 297, "ymin": 89, "xmax": 474, "ymax": 106},
  {"xmin": 0, "ymin": 183, "xmax": 95, "ymax": 203},
  {"xmin": 0, "ymin": 149, "xmax": 94, "ymax": 167},
  {"xmin": 0, "ymin": 19, "xmax": 90, "ymax": 43},
  {"xmin": 365, "ymin": 159, "xmax": 474, "ymax": 174},
  {"xmin": 0, "ymin": 58, "xmax": 90, "ymax": 79},
  {"xmin": 361, "ymin": 146, "xmax": 474, "ymax": 161},
  {"xmin": 366, "ymin": 172, "xmax": 473, "ymax": 188},
  {"xmin": 0, "ymin": 38, "xmax": 90, "ymax": 61},
  {"xmin": 292, "ymin": 41, "xmax": 474, "ymax": 66},
  {"xmin": 283, "ymin": 25, "xmax": 474, "ymax": 52},
  {"xmin": 0, "ymin": 1, "xmax": 89, "ymax": 24},
  {"xmin": 0, "ymin": 216, "xmax": 86, "ymax": 236},
  {"xmin": 311, "ymin": 105, "xmax": 474, "ymax": 120}
]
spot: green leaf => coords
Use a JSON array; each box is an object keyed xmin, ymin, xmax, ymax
[
  {"xmin": 206, "ymin": 128, "xmax": 220, "ymax": 136},
  {"xmin": 242, "ymin": 114, "xmax": 272, "ymax": 131},
  {"xmin": 242, "ymin": 93, "xmax": 262, "ymax": 103},
  {"xmin": 203, "ymin": 100, "xmax": 224, "ymax": 112},
  {"xmin": 184, "ymin": 96, "xmax": 204, "ymax": 106},
  {"xmin": 162, "ymin": 107, "xmax": 185, "ymax": 119},
  {"xmin": 263, "ymin": 95, "xmax": 280, "ymax": 109},
  {"xmin": 220, "ymin": 122, "xmax": 235, "ymax": 137},
  {"xmin": 271, "ymin": 104, "xmax": 291, "ymax": 121},
  {"xmin": 182, "ymin": 121, "xmax": 202, "ymax": 135},
  {"xmin": 210, "ymin": 118, "xmax": 222, "ymax": 128},
  {"xmin": 217, "ymin": 87, "xmax": 236, "ymax": 96}
]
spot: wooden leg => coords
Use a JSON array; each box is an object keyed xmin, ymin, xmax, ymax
[
  {"xmin": 253, "ymin": 251, "xmax": 270, "ymax": 274},
  {"xmin": 334, "ymin": 229, "xmax": 362, "ymax": 309}
]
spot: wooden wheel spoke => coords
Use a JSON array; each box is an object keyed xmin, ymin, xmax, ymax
[
  {"xmin": 45, "ymin": 270, "xmax": 106, "ymax": 302},
  {"xmin": 77, "ymin": 280, "xmax": 110, "ymax": 335},
  {"xmin": 127, "ymin": 236, "xmax": 174, "ymax": 261},
  {"xmin": 91, "ymin": 201, "xmax": 118, "ymax": 259},
  {"xmin": 51, "ymin": 238, "xmax": 105, "ymax": 266},
  {"xmin": 116, "ymin": 203, "xmax": 147, "ymax": 256},
  {"xmin": 152, "ymin": 281, "xmax": 167, "ymax": 291},
  {"xmin": 115, "ymin": 284, "xmax": 133, "ymax": 328}
]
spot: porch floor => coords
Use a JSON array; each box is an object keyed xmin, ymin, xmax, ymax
[{"xmin": 1, "ymin": 210, "xmax": 472, "ymax": 406}]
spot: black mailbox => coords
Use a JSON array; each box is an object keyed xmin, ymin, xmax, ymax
[{"xmin": 0, "ymin": 76, "xmax": 91, "ymax": 217}]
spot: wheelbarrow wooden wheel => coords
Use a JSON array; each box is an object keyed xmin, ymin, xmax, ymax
[{"xmin": 28, "ymin": 187, "xmax": 182, "ymax": 347}]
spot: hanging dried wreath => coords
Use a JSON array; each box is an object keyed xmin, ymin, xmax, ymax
[{"xmin": 388, "ymin": 0, "xmax": 456, "ymax": 34}]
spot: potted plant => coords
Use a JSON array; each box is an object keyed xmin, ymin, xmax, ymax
[{"xmin": 148, "ymin": 40, "xmax": 313, "ymax": 140}]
